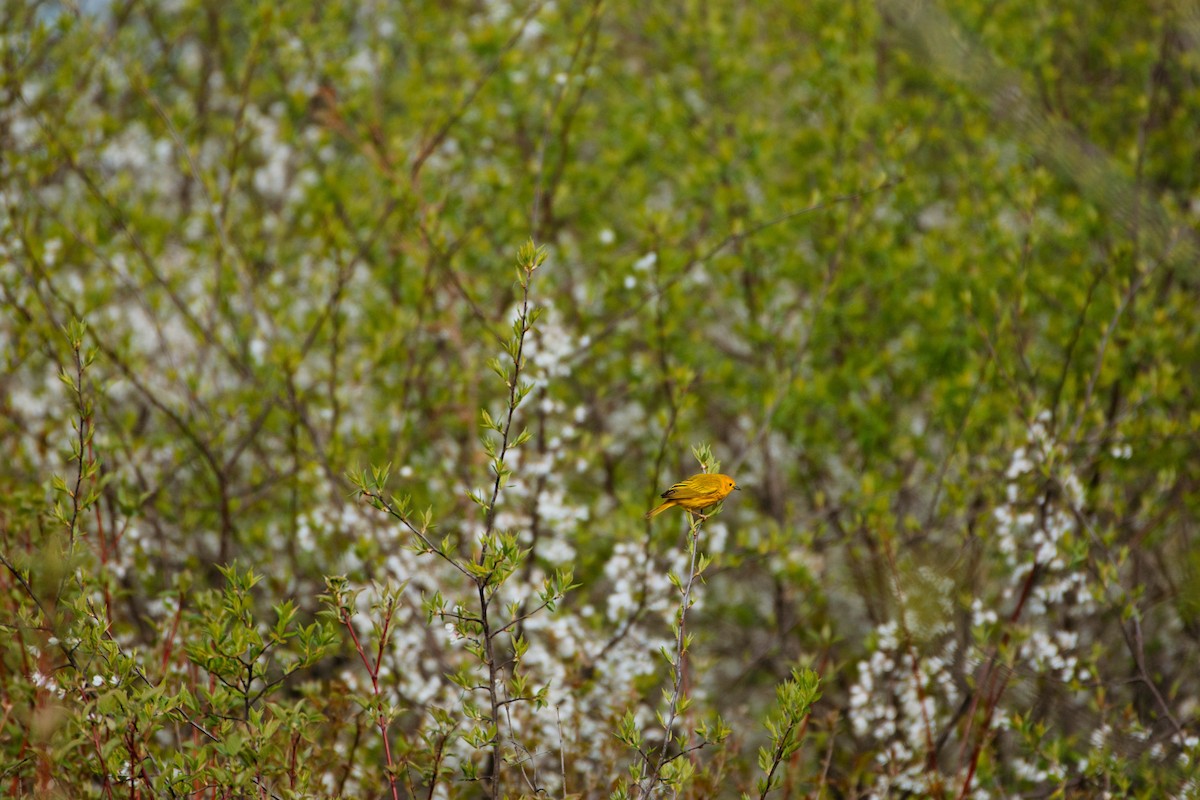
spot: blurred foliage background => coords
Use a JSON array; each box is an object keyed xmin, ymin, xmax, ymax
[{"xmin": 2, "ymin": 0, "xmax": 1198, "ymax": 797}]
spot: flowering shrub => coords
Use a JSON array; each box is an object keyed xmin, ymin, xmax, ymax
[{"xmin": 2, "ymin": 1, "xmax": 1198, "ymax": 798}]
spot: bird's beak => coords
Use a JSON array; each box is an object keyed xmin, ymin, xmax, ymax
[{"xmin": 734, "ymin": 485, "xmax": 741, "ymax": 490}]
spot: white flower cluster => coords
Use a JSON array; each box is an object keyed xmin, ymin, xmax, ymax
[
  {"xmin": 98, "ymin": 122, "xmax": 180, "ymax": 199},
  {"xmin": 30, "ymin": 670, "xmax": 64, "ymax": 697},
  {"xmin": 976, "ymin": 413, "xmax": 1124, "ymax": 789},
  {"xmin": 601, "ymin": 540, "xmax": 689, "ymax": 626},
  {"xmin": 1010, "ymin": 755, "xmax": 1067, "ymax": 785},
  {"xmin": 246, "ymin": 105, "xmax": 295, "ymax": 204},
  {"xmin": 847, "ymin": 620, "xmax": 959, "ymax": 797},
  {"xmin": 992, "ymin": 411, "xmax": 1096, "ymax": 677},
  {"xmin": 523, "ymin": 301, "xmax": 591, "ymax": 385},
  {"xmin": 485, "ymin": 299, "xmax": 594, "ymax": 564},
  {"xmin": 621, "ymin": 251, "xmax": 658, "ymax": 289},
  {"xmin": 285, "ymin": 500, "xmax": 461, "ymax": 711}
]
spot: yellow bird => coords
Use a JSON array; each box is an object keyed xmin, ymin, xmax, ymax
[{"xmin": 645, "ymin": 473, "xmax": 740, "ymax": 520}]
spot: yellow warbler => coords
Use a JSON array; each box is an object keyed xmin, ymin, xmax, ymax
[{"xmin": 645, "ymin": 473, "xmax": 740, "ymax": 520}]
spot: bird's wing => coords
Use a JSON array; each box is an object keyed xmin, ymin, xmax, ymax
[{"xmin": 661, "ymin": 479, "xmax": 709, "ymax": 500}]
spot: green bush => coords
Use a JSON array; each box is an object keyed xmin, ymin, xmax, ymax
[{"xmin": 2, "ymin": 1, "xmax": 1197, "ymax": 797}]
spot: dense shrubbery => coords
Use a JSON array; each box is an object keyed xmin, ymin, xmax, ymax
[{"xmin": 2, "ymin": 1, "xmax": 1198, "ymax": 797}]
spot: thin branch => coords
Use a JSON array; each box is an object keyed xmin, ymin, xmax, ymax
[
  {"xmin": 642, "ymin": 514, "xmax": 706, "ymax": 798},
  {"xmin": 359, "ymin": 491, "xmax": 472, "ymax": 579}
]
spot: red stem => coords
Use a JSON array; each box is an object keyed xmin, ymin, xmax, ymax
[
  {"xmin": 340, "ymin": 608, "xmax": 400, "ymax": 800},
  {"xmin": 956, "ymin": 562, "xmax": 1040, "ymax": 799}
]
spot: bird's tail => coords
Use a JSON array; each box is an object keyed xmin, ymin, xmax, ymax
[{"xmin": 644, "ymin": 501, "xmax": 672, "ymax": 519}]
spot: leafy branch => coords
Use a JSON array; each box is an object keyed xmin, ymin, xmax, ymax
[
  {"xmin": 353, "ymin": 242, "xmax": 576, "ymax": 799},
  {"xmin": 750, "ymin": 667, "xmax": 822, "ymax": 800}
]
